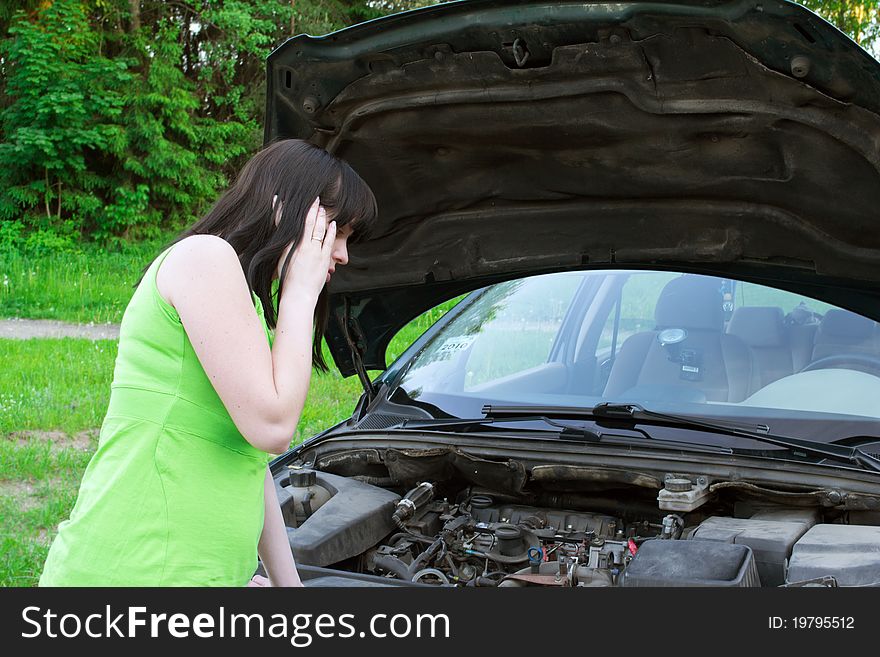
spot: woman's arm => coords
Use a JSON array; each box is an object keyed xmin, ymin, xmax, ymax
[
  {"xmin": 156, "ymin": 199, "xmax": 336, "ymax": 454},
  {"xmin": 257, "ymin": 467, "xmax": 303, "ymax": 587}
]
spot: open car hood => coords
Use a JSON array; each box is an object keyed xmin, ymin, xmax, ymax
[{"xmin": 265, "ymin": 0, "xmax": 880, "ymax": 377}]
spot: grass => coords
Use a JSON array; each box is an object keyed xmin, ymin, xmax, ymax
[
  {"xmin": 0, "ymin": 434, "xmax": 96, "ymax": 587},
  {"xmin": 0, "ymin": 335, "xmax": 118, "ymax": 586},
  {"xmin": 0, "ymin": 338, "xmax": 119, "ymax": 435},
  {"xmin": 0, "ymin": 438, "xmax": 95, "ymax": 481},
  {"xmin": 1, "ymin": 240, "xmax": 167, "ymax": 323},
  {"xmin": 1, "ymin": 470, "xmax": 86, "ymax": 587}
]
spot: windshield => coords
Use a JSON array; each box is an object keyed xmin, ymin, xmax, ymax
[{"xmin": 392, "ymin": 270, "xmax": 880, "ymax": 441}]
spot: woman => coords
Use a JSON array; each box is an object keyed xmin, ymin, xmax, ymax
[{"xmin": 39, "ymin": 139, "xmax": 377, "ymax": 586}]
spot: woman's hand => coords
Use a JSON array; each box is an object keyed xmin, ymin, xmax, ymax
[
  {"xmin": 279, "ymin": 197, "xmax": 336, "ymax": 304},
  {"xmin": 246, "ymin": 574, "xmax": 305, "ymax": 587},
  {"xmin": 257, "ymin": 468, "xmax": 305, "ymax": 586}
]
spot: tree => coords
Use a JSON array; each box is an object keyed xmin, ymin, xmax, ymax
[
  {"xmin": 0, "ymin": 0, "xmax": 129, "ymax": 235},
  {"xmin": 800, "ymin": 0, "xmax": 880, "ymax": 54}
]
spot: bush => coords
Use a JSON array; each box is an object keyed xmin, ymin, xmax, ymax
[{"xmin": 0, "ymin": 0, "xmax": 254, "ymax": 243}]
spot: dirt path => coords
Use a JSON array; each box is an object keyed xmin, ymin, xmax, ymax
[
  {"xmin": 0, "ymin": 318, "xmax": 119, "ymax": 340},
  {"xmin": 5, "ymin": 429, "xmax": 99, "ymax": 451}
]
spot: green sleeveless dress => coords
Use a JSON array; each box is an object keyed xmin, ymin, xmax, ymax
[{"xmin": 40, "ymin": 245, "xmax": 274, "ymax": 586}]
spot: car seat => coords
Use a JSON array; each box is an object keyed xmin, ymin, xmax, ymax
[
  {"xmin": 603, "ymin": 275, "xmax": 752, "ymax": 402},
  {"xmin": 811, "ymin": 309, "xmax": 880, "ymax": 361},
  {"xmin": 727, "ymin": 306, "xmax": 793, "ymax": 390}
]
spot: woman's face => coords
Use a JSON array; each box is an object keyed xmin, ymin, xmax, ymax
[
  {"xmin": 326, "ymin": 223, "xmax": 352, "ymax": 283},
  {"xmin": 272, "ymin": 197, "xmax": 353, "ymax": 283}
]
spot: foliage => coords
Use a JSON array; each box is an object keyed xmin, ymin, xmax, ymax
[
  {"xmin": 0, "ymin": 0, "xmax": 130, "ymax": 234},
  {"xmin": 0, "ymin": 0, "xmax": 390, "ymax": 244},
  {"xmin": 801, "ymin": 0, "xmax": 880, "ymax": 53}
]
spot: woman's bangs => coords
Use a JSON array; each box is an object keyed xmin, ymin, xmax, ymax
[{"xmin": 323, "ymin": 164, "xmax": 378, "ymax": 243}]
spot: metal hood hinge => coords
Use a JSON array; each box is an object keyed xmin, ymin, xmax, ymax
[{"xmin": 341, "ymin": 296, "xmax": 376, "ymax": 402}]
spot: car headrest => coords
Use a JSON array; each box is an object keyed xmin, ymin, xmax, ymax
[
  {"xmin": 654, "ymin": 275, "xmax": 724, "ymax": 331},
  {"xmin": 816, "ymin": 309, "xmax": 875, "ymax": 341},
  {"xmin": 727, "ymin": 306, "xmax": 786, "ymax": 347}
]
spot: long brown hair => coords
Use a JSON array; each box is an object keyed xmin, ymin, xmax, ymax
[{"xmin": 150, "ymin": 139, "xmax": 377, "ymax": 371}]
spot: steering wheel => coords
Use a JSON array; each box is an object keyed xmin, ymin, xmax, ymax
[{"xmin": 800, "ymin": 353, "xmax": 880, "ymax": 378}]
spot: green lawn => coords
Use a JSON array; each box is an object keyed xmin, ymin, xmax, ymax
[
  {"xmin": 0, "ymin": 403, "xmax": 95, "ymax": 586},
  {"xmin": 1, "ymin": 241, "xmax": 167, "ymax": 324},
  {"xmin": 0, "ymin": 339, "xmax": 119, "ymax": 435}
]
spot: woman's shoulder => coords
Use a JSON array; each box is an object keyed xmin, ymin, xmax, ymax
[
  {"xmin": 161, "ymin": 235, "xmax": 241, "ymax": 274},
  {"xmin": 157, "ymin": 235, "xmax": 245, "ymax": 307},
  {"xmin": 169, "ymin": 234, "xmax": 237, "ymax": 261}
]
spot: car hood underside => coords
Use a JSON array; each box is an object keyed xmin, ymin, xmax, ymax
[{"xmin": 265, "ymin": 0, "xmax": 880, "ymax": 375}]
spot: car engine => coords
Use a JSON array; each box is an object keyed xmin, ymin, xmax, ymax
[{"xmin": 275, "ymin": 462, "xmax": 880, "ymax": 587}]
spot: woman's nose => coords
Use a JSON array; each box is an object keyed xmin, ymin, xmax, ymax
[{"xmin": 333, "ymin": 239, "xmax": 349, "ymax": 265}]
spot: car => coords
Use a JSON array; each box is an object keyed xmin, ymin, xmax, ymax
[{"xmin": 260, "ymin": 0, "xmax": 880, "ymax": 587}]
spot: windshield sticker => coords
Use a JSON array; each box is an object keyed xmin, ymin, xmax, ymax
[{"xmin": 435, "ymin": 336, "xmax": 477, "ymax": 359}]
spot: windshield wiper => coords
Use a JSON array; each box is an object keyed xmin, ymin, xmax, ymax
[
  {"xmin": 392, "ymin": 415, "xmax": 598, "ymax": 437},
  {"xmin": 481, "ymin": 402, "xmax": 880, "ymax": 473},
  {"xmin": 384, "ymin": 415, "xmax": 736, "ymax": 456}
]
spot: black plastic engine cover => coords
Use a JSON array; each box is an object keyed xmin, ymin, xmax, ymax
[
  {"xmin": 278, "ymin": 471, "xmax": 400, "ymax": 567},
  {"xmin": 622, "ymin": 539, "xmax": 761, "ymax": 587}
]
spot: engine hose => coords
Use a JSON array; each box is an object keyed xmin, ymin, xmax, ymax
[
  {"xmin": 393, "ymin": 516, "xmax": 433, "ymax": 541},
  {"xmin": 370, "ymin": 553, "xmax": 412, "ymax": 581},
  {"xmin": 408, "ymin": 538, "xmax": 444, "ymax": 577},
  {"xmin": 412, "ymin": 568, "xmax": 450, "ymax": 585},
  {"xmin": 371, "ymin": 539, "xmax": 447, "ymax": 582},
  {"xmin": 672, "ymin": 514, "xmax": 685, "ymax": 540},
  {"xmin": 388, "ymin": 532, "xmax": 432, "ymax": 546},
  {"xmin": 444, "ymin": 554, "xmax": 461, "ymax": 578},
  {"xmin": 462, "ymin": 571, "xmax": 505, "ymax": 587},
  {"xmin": 390, "ymin": 521, "xmax": 435, "ymax": 543},
  {"xmin": 352, "ymin": 475, "xmax": 397, "ymax": 487},
  {"xmin": 300, "ymin": 491, "xmax": 313, "ymax": 519}
]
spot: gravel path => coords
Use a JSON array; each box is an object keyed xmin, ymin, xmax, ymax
[{"xmin": 0, "ymin": 318, "xmax": 120, "ymax": 340}]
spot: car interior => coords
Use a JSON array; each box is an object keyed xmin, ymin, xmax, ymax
[{"xmin": 599, "ymin": 274, "xmax": 880, "ymax": 408}]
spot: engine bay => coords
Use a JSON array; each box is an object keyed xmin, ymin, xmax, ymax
[{"xmin": 275, "ymin": 448, "xmax": 880, "ymax": 588}]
